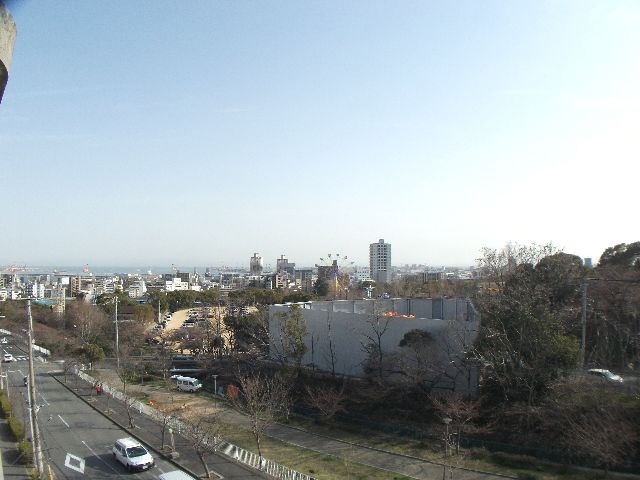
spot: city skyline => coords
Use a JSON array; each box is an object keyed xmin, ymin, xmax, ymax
[{"xmin": 2, "ymin": 1, "xmax": 638, "ymax": 267}]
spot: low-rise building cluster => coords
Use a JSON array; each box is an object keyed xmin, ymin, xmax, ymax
[{"xmin": 1, "ymin": 238, "xmax": 481, "ymax": 306}]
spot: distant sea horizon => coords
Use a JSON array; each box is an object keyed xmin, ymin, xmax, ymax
[{"xmin": 1, "ymin": 266, "xmax": 235, "ymax": 276}]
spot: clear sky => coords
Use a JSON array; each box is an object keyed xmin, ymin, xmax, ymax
[{"xmin": 1, "ymin": 0, "xmax": 639, "ymax": 269}]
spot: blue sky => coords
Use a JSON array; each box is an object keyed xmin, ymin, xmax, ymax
[{"xmin": 1, "ymin": 0, "xmax": 639, "ymax": 268}]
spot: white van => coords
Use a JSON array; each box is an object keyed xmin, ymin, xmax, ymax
[{"xmin": 175, "ymin": 376, "xmax": 202, "ymax": 392}]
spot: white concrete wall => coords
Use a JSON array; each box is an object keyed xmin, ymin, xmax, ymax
[{"xmin": 269, "ymin": 298, "xmax": 480, "ymax": 392}]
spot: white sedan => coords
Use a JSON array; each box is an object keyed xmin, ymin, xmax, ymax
[{"xmin": 587, "ymin": 368, "xmax": 624, "ymax": 383}]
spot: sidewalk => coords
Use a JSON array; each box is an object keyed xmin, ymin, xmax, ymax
[
  {"xmin": 52, "ymin": 373, "xmax": 260, "ymax": 479},
  {"xmin": 0, "ymin": 416, "xmax": 30, "ymax": 480},
  {"xmin": 219, "ymin": 407, "xmax": 510, "ymax": 480}
]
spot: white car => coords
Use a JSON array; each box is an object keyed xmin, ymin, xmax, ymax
[
  {"xmin": 587, "ymin": 368, "xmax": 624, "ymax": 384},
  {"xmin": 112, "ymin": 438, "xmax": 154, "ymax": 472},
  {"xmin": 2, "ymin": 353, "xmax": 15, "ymax": 362}
]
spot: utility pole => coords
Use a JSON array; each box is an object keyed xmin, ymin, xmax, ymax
[
  {"xmin": 26, "ymin": 300, "xmax": 45, "ymax": 476},
  {"xmin": 0, "ymin": 346, "xmax": 4, "ymax": 390},
  {"xmin": 580, "ymin": 279, "xmax": 588, "ymax": 368},
  {"xmin": 114, "ymin": 296, "xmax": 120, "ymax": 370}
]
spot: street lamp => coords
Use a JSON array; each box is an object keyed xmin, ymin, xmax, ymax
[
  {"xmin": 105, "ymin": 295, "xmax": 121, "ymax": 370},
  {"xmin": 442, "ymin": 417, "xmax": 452, "ymax": 480},
  {"xmin": 212, "ymin": 374, "xmax": 218, "ymax": 395},
  {"xmin": 443, "ymin": 417, "xmax": 452, "ymax": 457}
]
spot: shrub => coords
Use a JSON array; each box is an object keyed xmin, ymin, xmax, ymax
[
  {"xmin": 490, "ymin": 451, "xmax": 539, "ymax": 469},
  {"xmin": 17, "ymin": 439, "xmax": 33, "ymax": 465},
  {"xmin": 226, "ymin": 384, "xmax": 239, "ymax": 400},
  {"xmin": 517, "ymin": 474, "xmax": 539, "ymax": 480},
  {"xmin": 466, "ymin": 447, "xmax": 489, "ymax": 460},
  {"xmin": 0, "ymin": 392, "xmax": 12, "ymax": 418},
  {"xmin": 8, "ymin": 416, "xmax": 24, "ymax": 440}
]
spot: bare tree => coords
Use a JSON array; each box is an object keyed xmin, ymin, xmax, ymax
[
  {"xmin": 305, "ymin": 383, "xmax": 346, "ymax": 423},
  {"xmin": 477, "ymin": 242, "xmax": 557, "ymax": 290},
  {"xmin": 566, "ymin": 406, "xmax": 636, "ymax": 473},
  {"xmin": 62, "ymin": 359, "xmax": 80, "ymax": 384},
  {"xmin": 234, "ymin": 373, "xmax": 290, "ymax": 462},
  {"xmin": 116, "ymin": 365, "xmax": 137, "ymax": 394},
  {"xmin": 156, "ymin": 386, "xmax": 181, "ymax": 451},
  {"xmin": 181, "ymin": 327, "xmax": 205, "ymax": 356},
  {"xmin": 430, "ymin": 391, "xmax": 479, "ymax": 455},
  {"xmin": 323, "ymin": 309, "xmax": 338, "ymax": 377},
  {"xmin": 124, "ymin": 395, "xmax": 138, "ymax": 428},
  {"xmin": 540, "ymin": 378, "xmax": 639, "ymax": 473},
  {"xmin": 360, "ymin": 308, "xmax": 391, "ymax": 384},
  {"xmin": 65, "ymin": 301, "xmax": 111, "ymax": 343},
  {"xmin": 187, "ymin": 410, "xmax": 222, "ymax": 479}
]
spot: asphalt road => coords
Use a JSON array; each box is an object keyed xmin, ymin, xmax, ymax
[
  {"xmin": 2, "ymin": 335, "xmax": 262, "ymax": 479},
  {"xmin": 1, "ymin": 338, "xmax": 193, "ymax": 479}
]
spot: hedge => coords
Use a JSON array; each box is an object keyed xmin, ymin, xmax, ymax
[
  {"xmin": 8, "ymin": 416, "xmax": 24, "ymax": 440},
  {"xmin": 0, "ymin": 392, "xmax": 12, "ymax": 418},
  {"xmin": 18, "ymin": 439, "xmax": 33, "ymax": 465}
]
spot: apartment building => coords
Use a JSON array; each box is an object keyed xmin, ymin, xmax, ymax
[{"xmin": 369, "ymin": 238, "xmax": 391, "ymax": 284}]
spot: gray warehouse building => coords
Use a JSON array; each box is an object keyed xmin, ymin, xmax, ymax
[{"xmin": 269, "ymin": 297, "xmax": 480, "ymax": 394}]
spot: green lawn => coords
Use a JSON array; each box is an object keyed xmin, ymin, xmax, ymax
[{"xmin": 218, "ymin": 420, "xmax": 414, "ymax": 480}]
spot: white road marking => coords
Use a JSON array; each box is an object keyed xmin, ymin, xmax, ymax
[
  {"xmin": 81, "ymin": 440, "xmax": 99, "ymax": 456},
  {"xmin": 64, "ymin": 453, "xmax": 85, "ymax": 473},
  {"xmin": 39, "ymin": 392, "xmax": 50, "ymax": 406},
  {"xmin": 58, "ymin": 415, "xmax": 70, "ymax": 428},
  {"xmin": 82, "ymin": 440, "xmax": 120, "ymax": 473}
]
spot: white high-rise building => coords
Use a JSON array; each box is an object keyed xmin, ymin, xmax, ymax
[{"xmin": 369, "ymin": 239, "xmax": 391, "ymax": 284}]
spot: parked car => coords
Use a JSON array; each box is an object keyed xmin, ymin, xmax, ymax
[
  {"xmin": 175, "ymin": 376, "xmax": 202, "ymax": 392},
  {"xmin": 587, "ymin": 368, "xmax": 624, "ymax": 384},
  {"xmin": 112, "ymin": 437, "xmax": 154, "ymax": 472},
  {"xmin": 2, "ymin": 353, "xmax": 15, "ymax": 362}
]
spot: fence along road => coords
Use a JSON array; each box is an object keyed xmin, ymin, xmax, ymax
[{"xmin": 75, "ymin": 368, "xmax": 316, "ymax": 480}]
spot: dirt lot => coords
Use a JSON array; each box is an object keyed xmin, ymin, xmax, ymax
[{"xmin": 94, "ymin": 367, "xmax": 222, "ymax": 423}]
